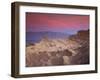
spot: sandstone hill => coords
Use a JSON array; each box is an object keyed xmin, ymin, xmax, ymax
[{"xmin": 26, "ymin": 30, "xmax": 89, "ymax": 67}]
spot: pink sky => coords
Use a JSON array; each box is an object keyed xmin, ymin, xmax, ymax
[{"xmin": 26, "ymin": 12, "xmax": 89, "ymax": 34}]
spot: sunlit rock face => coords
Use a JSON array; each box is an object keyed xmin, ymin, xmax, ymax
[{"xmin": 26, "ymin": 30, "xmax": 89, "ymax": 67}]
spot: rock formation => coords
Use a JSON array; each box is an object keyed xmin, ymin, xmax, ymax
[{"xmin": 26, "ymin": 30, "xmax": 89, "ymax": 67}]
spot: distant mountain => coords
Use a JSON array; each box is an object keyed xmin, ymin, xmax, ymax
[{"xmin": 26, "ymin": 31, "xmax": 70, "ymax": 44}]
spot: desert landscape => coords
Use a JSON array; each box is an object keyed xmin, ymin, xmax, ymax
[{"xmin": 26, "ymin": 30, "xmax": 89, "ymax": 67}]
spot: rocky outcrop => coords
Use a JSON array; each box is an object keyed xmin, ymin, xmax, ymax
[
  {"xmin": 69, "ymin": 30, "xmax": 89, "ymax": 64},
  {"xmin": 26, "ymin": 30, "xmax": 89, "ymax": 67}
]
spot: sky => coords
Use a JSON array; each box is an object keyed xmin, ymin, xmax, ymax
[{"xmin": 26, "ymin": 12, "xmax": 89, "ymax": 34}]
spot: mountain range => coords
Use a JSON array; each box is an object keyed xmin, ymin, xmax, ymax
[
  {"xmin": 26, "ymin": 31, "xmax": 70, "ymax": 44},
  {"xmin": 26, "ymin": 29, "xmax": 89, "ymax": 67}
]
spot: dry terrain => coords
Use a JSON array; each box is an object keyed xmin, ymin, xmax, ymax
[{"xmin": 26, "ymin": 30, "xmax": 89, "ymax": 67}]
